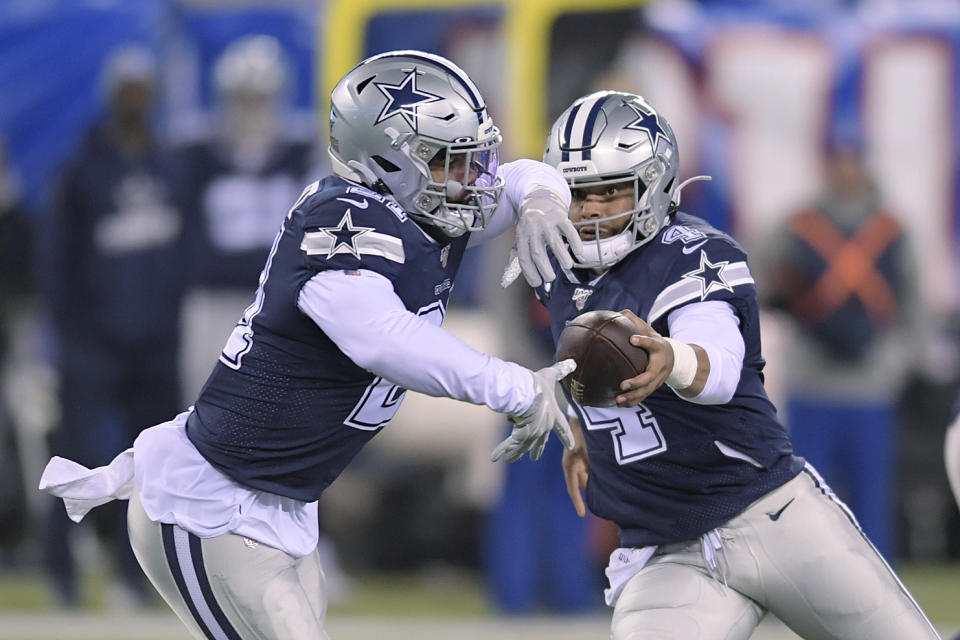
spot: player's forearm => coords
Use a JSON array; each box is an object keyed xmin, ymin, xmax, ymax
[
  {"xmin": 298, "ymin": 269, "xmax": 535, "ymax": 415},
  {"xmin": 356, "ymin": 307, "xmax": 535, "ymax": 414},
  {"xmin": 666, "ymin": 301, "xmax": 744, "ymax": 405},
  {"xmin": 468, "ymin": 159, "xmax": 570, "ymax": 246}
]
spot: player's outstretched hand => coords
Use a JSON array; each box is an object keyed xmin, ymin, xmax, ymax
[
  {"xmin": 614, "ymin": 309, "xmax": 674, "ymax": 407},
  {"xmin": 491, "ymin": 359, "xmax": 576, "ymax": 462},
  {"xmin": 562, "ymin": 418, "xmax": 589, "ymax": 517},
  {"xmin": 500, "ymin": 187, "xmax": 583, "ymax": 288}
]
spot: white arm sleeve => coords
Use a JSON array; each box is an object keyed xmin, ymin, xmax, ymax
[
  {"xmin": 666, "ymin": 301, "xmax": 745, "ymax": 405},
  {"xmin": 297, "ymin": 269, "xmax": 536, "ymax": 416},
  {"xmin": 468, "ymin": 159, "xmax": 571, "ymax": 247}
]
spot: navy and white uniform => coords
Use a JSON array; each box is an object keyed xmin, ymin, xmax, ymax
[
  {"xmin": 41, "ymin": 159, "xmax": 567, "ymax": 556},
  {"xmin": 188, "ymin": 175, "xmax": 480, "ymax": 500},
  {"xmin": 540, "ymin": 212, "xmax": 804, "ymax": 547},
  {"xmin": 40, "ymin": 159, "xmax": 569, "ymax": 640},
  {"xmin": 539, "ymin": 213, "xmax": 940, "ymax": 640}
]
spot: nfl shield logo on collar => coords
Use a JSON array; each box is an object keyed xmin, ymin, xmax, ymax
[
  {"xmin": 572, "ymin": 287, "xmax": 593, "ymax": 310},
  {"xmin": 440, "ymin": 245, "xmax": 450, "ymax": 268}
]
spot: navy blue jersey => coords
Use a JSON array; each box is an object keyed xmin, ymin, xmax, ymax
[
  {"xmin": 177, "ymin": 140, "xmax": 314, "ymax": 290},
  {"xmin": 187, "ymin": 176, "xmax": 468, "ymax": 501},
  {"xmin": 539, "ymin": 212, "xmax": 804, "ymax": 546},
  {"xmin": 47, "ymin": 125, "xmax": 185, "ymax": 347}
]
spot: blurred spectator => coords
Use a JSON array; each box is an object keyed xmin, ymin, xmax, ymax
[
  {"xmin": 0, "ymin": 137, "xmax": 31, "ymax": 560},
  {"xmin": 42, "ymin": 44, "xmax": 185, "ymax": 607},
  {"xmin": 173, "ymin": 34, "xmax": 349, "ymax": 599},
  {"xmin": 176, "ymin": 34, "xmax": 317, "ymax": 402},
  {"xmin": 483, "ymin": 295, "xmax": 598, "ymax": 614},
  {"xmin": 760, "ymin": 137, "xmax": 924, "ymax": 562}
]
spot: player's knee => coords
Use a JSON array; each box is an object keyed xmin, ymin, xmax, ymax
[
  {"xmin": 612, "ymin": 569, "xmax": 703, "ymax": 639},
  {"xmin": 612, "ymin": 607, "xmax": 703, "ymax": 640},
  {"xmin": 261, "ymin": 574, "xmax": 326, "ymax": 640},
  {"xmin": 616, "ymin": 564, "xmax": 702, "ymax": 611}
]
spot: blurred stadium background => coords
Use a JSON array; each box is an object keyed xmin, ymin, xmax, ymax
[{"xmin": 2, "ymin": 0, "xmax": 960, "ymax": 638}]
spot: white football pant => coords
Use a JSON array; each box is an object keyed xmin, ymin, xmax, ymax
[
  {"xmin": 128, "ymin": 489, "xmax": 330, "ymax": 640},
  {"xmin": 612, "ymin": 465, "xmax": 940, "ymax": 640},
  {"xmin": 944, "ymin": 413, "xmax": 960, "ymax": 512}
]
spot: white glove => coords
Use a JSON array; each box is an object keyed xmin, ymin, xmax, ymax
[
  {"xmin": 500, "ymin": 187, "xmax": 583, "ymax": 288},
  {"xmin": 490, "ymin": 359, "xmax": 577, "ymax": 463}
]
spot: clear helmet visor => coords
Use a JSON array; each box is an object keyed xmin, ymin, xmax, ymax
[{"xmin": 413, "ymin": 133, "xmax": 505, "ymax": 237}]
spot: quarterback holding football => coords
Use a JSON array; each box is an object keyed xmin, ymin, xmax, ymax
[{"xmin": 532, "ymin": 90, "xmax": 939, "ymax": 640}]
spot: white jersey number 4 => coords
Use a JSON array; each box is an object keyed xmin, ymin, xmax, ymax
[{"xmin": 579, "ymin": 404, "xmax": 667, "ymax": 465}]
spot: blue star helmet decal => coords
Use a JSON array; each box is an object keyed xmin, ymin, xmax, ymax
[
  {"xmin": 624, "ymin": 102, "xmax": 669, "ymax": 150},
  {"xmin": 319, "ymin": 210, "xmax": 374, "ymax": 259},
  {"xmin": 374, "ymin": 68, "xmax": 442, "ymax": 132},
  {"xmin": 683, "ymin": 250, "xmax": 734, "ymax": 300}
]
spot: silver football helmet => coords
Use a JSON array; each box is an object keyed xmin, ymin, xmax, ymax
[
  {"xmin": 213, "ymin": 35, "xmax": 289, "ymax": 154},
  {"xmin": 214, "ymin": 34, "xmax": 288, "ymax": 97},
  {"xmin": 544, "ymin": 91, "xmax": 690, "ymax": 268},
  {"xmin": 329, "ymin": 50, "xmax": 504, "ymax": 237}
]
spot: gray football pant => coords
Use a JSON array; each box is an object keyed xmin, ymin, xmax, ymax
[
  {"xmin": 612, "ymin": 466, "xmax": 941, "ymax": 640},
  {"xmin": 127, "ymin": 489, "xmax": 330, "ymax": 640}
]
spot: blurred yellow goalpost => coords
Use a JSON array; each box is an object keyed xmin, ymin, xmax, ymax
[{"xmin": 320, "ymin": 0, "xmax": 646, "ymax": 160}]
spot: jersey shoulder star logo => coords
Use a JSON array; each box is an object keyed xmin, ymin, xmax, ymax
[
  {"xmin": 682, "ymin": 250, "xmax": 734, "ymax": 300},
  {"xmin": 624, "ymin": 102, "xmax": 668, "ymax": 150},
  {"xmin": 373, "ymin": 68, "xmax": 442, "ymax": 132},
  {"xmin": 318, "ymin": 210, "xmax": 374, "ymax": 259}
]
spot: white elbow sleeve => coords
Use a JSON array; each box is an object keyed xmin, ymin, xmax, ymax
[
  {"xmin": 688, "ymin": 342, "xmax": 741, "ymax": 405},
  {"xmin": 666, "ymin": 301, "xmax": 744, "ymax": 405}
]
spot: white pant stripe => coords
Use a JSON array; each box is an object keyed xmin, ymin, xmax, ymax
[
  {"xmin": 803, "ymin": 463, "xmax": 941, "ymax": 638},
  {"xmin": 172, "ymin": 528, "xmax": 232, "ymax": 640}
]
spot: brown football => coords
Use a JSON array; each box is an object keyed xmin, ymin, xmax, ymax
[{"xmin": 556, "ymin": 310, "xmax": 649, "ymax": 407}]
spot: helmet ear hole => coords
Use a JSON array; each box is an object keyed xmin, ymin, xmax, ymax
[{"xmin": 371, "ymin": 155, "xmax": 401, "ymax": 173}]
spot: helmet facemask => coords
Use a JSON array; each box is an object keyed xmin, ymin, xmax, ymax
[
  {"xmin": 401, "ymin": 132, "xmax": 504, "ymax": 237},
  {"xmin": 568, "ymin": 155, "xmax": 674, "ymax": 269},
  {"xmin": 544, "ymin": 91, "xmax": 683, "ymax": 270}
]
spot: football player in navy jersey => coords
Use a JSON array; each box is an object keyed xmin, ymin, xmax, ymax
[
  {"xmin": 536, "ymin": 91, "xmax": 939, "ymax": 640},
  {"xmin": 40, "ymin": 50, "xmax": 583, "ymax": 640}
]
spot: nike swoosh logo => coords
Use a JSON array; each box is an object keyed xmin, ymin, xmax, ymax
[
  {"xmin": 337, "ymin": 197, "xmax": 369, "ymax": 209},
  {"xmin": 682, "ymin": 239, "xmax": 708, "ymax": 254},
  {"xmin": 766, "ymin": 497, "xmax": 795, "ymax": 521}
]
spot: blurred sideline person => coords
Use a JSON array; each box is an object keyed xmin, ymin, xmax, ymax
[
  {"xmin": 41, "ymin": 44, "xmax": 185, "ymax": 607},
  {"xmin": 535, "ymin": 91, "xmax": 939, "ymax": 639},
  {"xmin": 41, "ymin": 50, "xmax": 581, "ymax": 639},
  {"xmin": 175, "ymin": 36, "xmax": 348, "ymax": 599},
  {"xmin": 0, "ymin": 136, "xmax": 32, "ymax": 560},
  {"xmin": 760, "ymin": 138, "xmax": 921, "ymax": 562},
  {"xmin": 178, "ymin": 34, "xmax": 316, "ymax": 402},
  {"xmin": 484, "ymin": 293, "xmax": 597, "ymax": 614}
]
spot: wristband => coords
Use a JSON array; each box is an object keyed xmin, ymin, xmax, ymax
[{"xmin": 663, "ymin": 337, "xmax": 697, "ymax": 390}]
